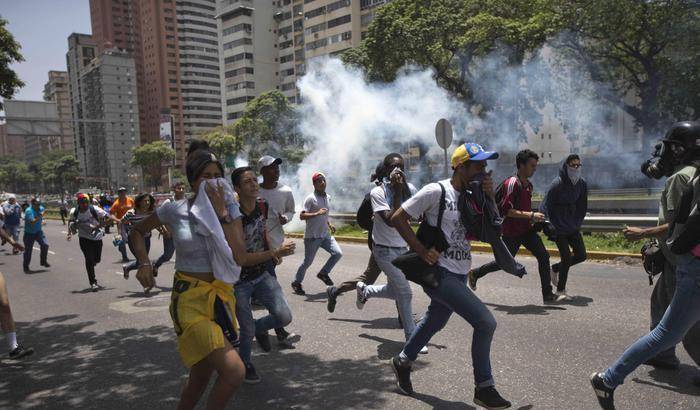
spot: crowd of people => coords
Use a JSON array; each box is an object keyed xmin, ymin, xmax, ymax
[{"xmin": 0, "ymin": 121, "xmax": 699, "ymax": 410}]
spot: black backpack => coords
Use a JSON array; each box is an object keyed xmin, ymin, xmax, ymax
[
  {"xmin": 71, "ymin": 205, "xmax": 100, "ymax": 224},
  {"xmin": 356, "ymin": 193, "xmax": 373, "ymax": 231}
]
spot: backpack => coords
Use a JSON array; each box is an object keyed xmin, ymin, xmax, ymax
[
  {"xmin": 495, "ymin": 176, "xmax": 522, "ymax": 214},
  {"xmin": 71, "ymin": 205, "xmax": 101, "ymax": 225},
  {"xmin": 356, "ymin": 192, "xmax": 373, "ymax": 231}
]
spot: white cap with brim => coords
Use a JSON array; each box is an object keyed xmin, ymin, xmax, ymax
[{"xmin": 258, "ymin": 155, "xmax": 282, "ymax": 171}]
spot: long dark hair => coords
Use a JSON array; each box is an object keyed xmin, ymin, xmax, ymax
[
  {"xmin": 134, "ymin": 193, "xmax": 155, "ymax": 213},
  {"xmin": 185, "ymin": 139, "xmax": 224, "ymax": 186}
]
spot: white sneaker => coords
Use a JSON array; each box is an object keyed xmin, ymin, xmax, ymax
[
  {"xmin": 550, "ymin": 269, "xmax": 559, "ymax": 288},
  {"xmin": 356, "ymin": 281, "xmax": 367, "ymax": 310},
  {"xmin": 555, "ymin": 290, "xmax": 572, "ymax": 301},
  {"xmin": 419, "ymin": 346, "xmax": 428, "ymax": 354}
]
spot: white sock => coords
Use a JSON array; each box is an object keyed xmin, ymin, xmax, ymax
[{"xmin": 6, "ymin": 332, "xmax": 18, "ymax": 351}]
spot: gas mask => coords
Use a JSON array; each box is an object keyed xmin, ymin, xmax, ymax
[{"xmin": 641, "ymin": 140, "xmax": 682, "ymax": 179}]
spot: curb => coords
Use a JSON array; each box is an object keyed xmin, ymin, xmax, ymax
[{"xmin": 286, "ymin": 233, "xmax": 640, "ymax": 261}]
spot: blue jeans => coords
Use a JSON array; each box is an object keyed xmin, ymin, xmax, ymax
[
  {"xmin": 23, "ymin": 232, "xmax": 49, "ymax": 269},
  {"xmin": 604, "ymin": 253, "xmax": 700, "ymax": 387},
  {"xmin": 153, "ymin": 237, "xmax": 175, "ymax": 269},
  {"xmin": 402, "ymin": 267, "xmax": 497, "ymax": 388},
  {"xmin": 4, "ymin": 224, "xmax": 20, "ymax": 242},
  {"xmin": 365, "ymin": 245, "xmax": 416, "ymax": 340},
  {"xmin": 234, "ymin": 271, "xmax": 293, "ymax": 364},
  {"xmin": 118, "ymin": 241, "xmax": 129, "ymax": 260},
  {"xmin": 294, "ymin": 235, "xmax": 343, "ymax": 284}
]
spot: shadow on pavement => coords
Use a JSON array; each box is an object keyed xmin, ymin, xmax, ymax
[
  {"xmin": 484, "ymin": 303, "xmax": 566, "ymax": 315},
  {"xmin": 558, "ymin": 295, "xmax": 594, "ymax": 307},
  {"xmin": 70, "ymin": 287, "xmax": 116, "ymax": 294},
  {"xmin": 23, "ymin": 269, "xmax": 50, "ymax": 275},
  {"xmin": 412, "ymin": 392, "xmax": 477, "ymax": 409},
  {"xmin": 328, "ymin": 316, "xmax": 402, "ymax": 330},
  {"xmin": 0, "ymin": 315, "xmax": 183, "ymax": 409},
  {"xmin": 632, "ymin": 364, "xmax": 700, "ymax": 396},
  {"xmin": 299, "ymin": 291, "xmax": 327, "ymax": 303},
  {"xmin": 357, "ymin": 333, "xmax": 447, "ymax": 360}
]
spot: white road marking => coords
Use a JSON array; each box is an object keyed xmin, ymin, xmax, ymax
[
  {"xmin": 61, "ymin": 231, "xmax": 67, "ymax": 234},
  {"xmin": 33, "ymin": 247, "xmax": 56, "ymax": 255}
]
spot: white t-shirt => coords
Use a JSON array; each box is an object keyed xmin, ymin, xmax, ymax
[
  {"xmin": 70, "ymin": 206, "xmax": 108, "ymax": 240},
  {"xmin": 259, "ymin": 184, "xmax": 295, "ymax": 248},
  {"xmin": 371, "ymin": 183, "xmax": 417, "ymax": 248},
  {"xmin": 401, "ymin": 179, "xmax": 472, "ymax": 275},
  {"xmin": 302, "ymin": 191, "xmax": 330, "ymax": 239}
]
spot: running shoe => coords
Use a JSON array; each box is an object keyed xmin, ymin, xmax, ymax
[
  {"xmin": 555, "ymin": 290, "xmax": 573, "ymax": 301},
  {"xmin": 276, "ymin": 328, "xmax": 301, "ymax": 348},
  {"xmin": 473, "ymin": 386, "xmax": 511, "ymax": 409},
  {"xmin": 419, "ymin": 346, "xmax": 428, "ymax": 354},
  {"xmin": 8, "ymin": 345, "xmax": 34, "ymax": 360},
  {"xmin": 326, "ymin": 286, "xmax": 337, "ymax": 313},
  {"xmin": 543, "ymin": 293, "xmax": 566, "ymax": 304},
  {"xmin": 468, "ymin": 269, "xmax": 478, "ymax": 291},
  {"xmin": 91, "ymin": 283, "xmax": 99, "ymax": 292},
  {"xmin": 255, "ymin": 332, "xmax": 272, "ymax": 352},
  {"xmin": 122, "ymin": 264, "xmax": 130, "ymax": 280},
  {"xmin": 317, "ymin": 273, "xmax": 334, "ymax": 286},
  {"xmin": 244, "ymin": 363, "xmax": 261, "ymax": 384},
  {"xmin": 40, "ymin": 262, "xmax": 50, "ymax": 268},
  {"xmin": 291, "ymin": 281, "xmax": 305, "ymax": 296},
  {"xmin": 390, "ymin": 356, "xmax": 413, "ymax": 395},
  {"xmin": 356, "ymin": 281, "xmax": 368, "ymax": 310},
  {"xmin": 590, "ymin": 372, "xmax": 616, "ymax": 410}
]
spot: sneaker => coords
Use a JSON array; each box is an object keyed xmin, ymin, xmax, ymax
[
  {"xmin": 317, "ymin": 273, "xmax": 334, "ymax": 286},
  {"xmin": 390, "ymin": 356, "xmax": 413, "ymax": 395},
  {"xmin": 644, "ymin": 355, "xmax": 680, "ymax": 370},
  {"xmin": 550, "ymin": 268, "xmax": 559, "ymax": 288},
  {"xmin": 41, "ymin": 262, "xmax": 50, "ymax": 268},
  {"xmin": 23, "ymin": 267, "xmax": 31, "ymax": 274},
  {"xmin": 122, "ymin": 264, "xmax": 130, "ymax": 280},
  {"xmin": 468, "ymin": 269, "xmax": 478, "ymax": 291},
  {"xmin": 326, "ymin": 286, "xmax": 337, "ymax": 313},
  {"xmin": 543, "ymin": 293, "xmax": 566, "ymax": 304},
  {"xmin": 473, "ymin": 386, "xmax": 511, "ymax": 409},
  {"xmin": 91, "ymin": 283, "xmax": 99, "ymax": 292},
  {"xmin": 419, "ymin": 346, "xmax": 428, "ymax": 354},
  {"xmin": 356, "ymin": 281, "xmax": 368, "ymax": 310},
  {"xmin": 244, "ymin": 363, "xmax": 261, "ymax": 384},
  {"xmin": 8, "ymin": 345, "xmax": 34, "ymax": 360},
  {"xmin": 291, "ymin": 281, "xmax": 305, "ymax": 296},
  {"xmin": 276, "ymin": 328, "xmax": 301, "ymax": 348},
  {"xmin": 590, "ymin": 372, "xmax": 615, "ymax": 410},
  {"xmin": 255, "ymin": 332, "xmax": 272, "ymax": 352},
  {"xmin": 555, "ymin": 290, "xmax": 572, "ymax": 301}
]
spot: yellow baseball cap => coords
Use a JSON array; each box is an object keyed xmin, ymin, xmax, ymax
[{"xmin": 451, "ymin": 143, "xmax": 499, "ymax": 168}]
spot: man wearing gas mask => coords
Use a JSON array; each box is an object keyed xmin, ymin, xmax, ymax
[{"xmin": 620, "ymin": 121, "xmax": 700, "ymax": 375}]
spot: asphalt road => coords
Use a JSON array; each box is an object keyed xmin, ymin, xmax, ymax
[{"xmin": 0, "ymin": 220, "xmax": 698, "ymax": 409}]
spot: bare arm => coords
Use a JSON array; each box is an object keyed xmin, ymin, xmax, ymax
[
  {"xmin": 623, "ymin": 224, "xmax": 668, "ymax": 241},
  {"xmin": 391, "ymin": 208, "xmax": 439, "ymax": 265},
  {"xmin": 220, "ymin": 218, "xmax": 294, "ymax": 267}
]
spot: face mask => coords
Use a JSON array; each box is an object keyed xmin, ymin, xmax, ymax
[{"xmin": 567, "ymin": 166, "xmax": 581, "ymax": 184}]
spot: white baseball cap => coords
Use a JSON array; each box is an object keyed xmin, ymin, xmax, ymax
[{"xmin": 258, "ymin": 155, "xmax": 282, "ymax": 171}]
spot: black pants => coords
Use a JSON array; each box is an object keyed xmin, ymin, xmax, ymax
[
  {"xmin": 649, "ymin": 261, "xmax": 700, "ymax": 365},
  {"xmin": 59, "ymin": 209, "xmax": 68, "ymax": 225},
  {"xmin": 79, "ymin": 238, "xmax": 103, "ymax": 285},
  {"xmin": 552, "ymin": 231, "xmax": 587, "ymax": 291},
  {"xmin": 473, "ymin": 229, "xmax": 553, "ymax": 297}
]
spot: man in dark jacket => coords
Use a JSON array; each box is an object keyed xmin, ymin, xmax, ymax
[{"xmin": 541, "ymin": 154, "xmax": 588, "ymax": 299}]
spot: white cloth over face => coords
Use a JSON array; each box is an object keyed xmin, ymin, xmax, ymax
[{"xmin": 189, "ymin": 178, "xmax": 241, "ymax": 284}]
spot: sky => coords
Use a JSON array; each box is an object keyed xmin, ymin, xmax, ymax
[{"xmin": 1, "ymin": 0, "xmax": 91, "ymax": 101}]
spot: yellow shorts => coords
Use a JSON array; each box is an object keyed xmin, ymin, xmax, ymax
[{"xmin": 169, "ymin": 272, "xmax": 239, "ymax": 368}]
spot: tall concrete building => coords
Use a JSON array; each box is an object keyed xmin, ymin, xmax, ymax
[
  {"xmin": 217, "ymin": 0, "xmax": 390, "ymax": 123},
  {"xmin": 176, "ymin": 0, "xmax": 224, "ymax": 140},
  {"xmin": 78, "ymin": 48, "xmax": 141, "ymax": 188},
  {"xmin": 43, "ymin": 70, "xmax": 75, "ymax": 154},
  {"xmin": 216, "ymin": 0, "xmax": 277, "ymax": 124},
  {"xmin": 0, "ymin": 123, "xmax": 26, "ymax": 160},
  {"xmin": 67, "ymin": 33, "xmax": 98, "ymax": 173}
]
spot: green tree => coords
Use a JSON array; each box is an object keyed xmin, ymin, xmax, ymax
[
  {"xmin": 232, "ymin": 90, "xmax": 306, "ymax": 165},
  {"xmin": 130, "ymin": 141, "xmax": 175, "ymax": 191},
  {"xmin": 0, "ymin": 16, "xmax": 24, "ymax": 109},
  {"xmin": 342, "ymin": 0, "xmax": 562, "ymax": 103},
  {"xmin": 554, "ymin": 0, "xmax": 700, "ymax": 143},
  {"xmin": 38, "ymin": 151, "xmax": 81, "ymax": 194},
  {"xmin": 0, "ymin": 156, "xmax": 31, "ymax": 192},
  {"xmin": 199, "ymin": 125, "xmax": 242, "ymax": 167}
]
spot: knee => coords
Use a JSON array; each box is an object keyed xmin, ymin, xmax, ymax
[
  {"xmin": 476, "ymin": 314, "xmax": 497, "ymax": 335},
  {"xmin": 277, "ymin": 307, "xmax": 293, "ymax": 327},
  {"xmin": 333, "ymin": 249, "xmax": 343, "ymax": 259}
]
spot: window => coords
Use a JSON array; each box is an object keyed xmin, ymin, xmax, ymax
[
  {"xmin": 224, "ymin": 52, "xmax": 254, "ymax": 64},
  {"xmin": 280, "ymin": 54, "xmax": 294, "ymax": 63},
  {"xmin": 222, "ymin": 8, "xmax": 252, "ymax": 21},
  {"xmin": 327, "ymin": 14, "xmax": 350, "ymax": 29},
  {"xmin": 327, "ymin": 0, "xmax": 350, "ymax": 13},
  {"xmin": 222, "ymin": 23, "xmax": 252, "ymax": 36},
  {"xmin": 305, "ymin": 6, "xmax": 325, "ymax": 19},
  {"xmin": 225, "ymin": 67, "xmax": 255, "ymax": 77},
  {"xmin": 223, "ymin": 38, "xmax": 253, "ymax": 49}
]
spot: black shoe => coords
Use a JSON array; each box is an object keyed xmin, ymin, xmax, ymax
[
  {"xmin": 91, "ymin": 283, "xmax": 100, "ymax": 292},
  {"xmin": 121, "ymin": 258, "xmax": 131, "ymax": 263},
  {"xmin": 244, "ymin": 363, "xmax": 261, "ymax": 384},
  {"xmin": 275, "ymin": 328, "xmax": 300, "ymax": 348},
  {"xmin": 644, "ymin": 355, "xmax": 680, "ymax": 370},
  {"xmin": 468, "ymin": 269, "xmax": 478, "ymax": 291},
  {"xmin": 390, "ymin": 356, "xmax": 413, "ymax": 395},
  {"xmin": 23, "ymin": 267, "xmax": 31, "ymax": 274},
  {"xmin": 326, "ymin": 286, "xmax": 337, "ymax": 313},
  {"xmin": 317, "ymin": 273, "xmax": 334, "ymax": 286},
  {"xmin": 8, "ymin": 345, "xmax": 34, "ymax": 360},
  {"xmin": 40, "ymin": 262, "xmax": 50, "ymax": 268},
  {"xmin": 255, "ymin": 332, "xmax": 271, "ymax": 352},
  {"xmin": 543, "ymin": 293, "xmax": 566, "ymax": 304},
  {"xmin": 473, "ymin": 386, "xmax": 511, "ymax": 409},
  {"xmin": 590, "ymin": 372, "xmax": 615, "ymax": 410},
  {"xmin": 291, "ymin": 282, "xmax": 305, "ymax": 295},
  {"xmin": 152, "ymin": 266, "xmax": 159, "ymax": 277}
]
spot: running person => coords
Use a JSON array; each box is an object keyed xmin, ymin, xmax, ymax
[
  {"xmin": 153, "ymin": 182, "xmax": 186, "ymax": 277},
  {"xmin": 0, "ymin": 217, "xmax": 34, "ymax": 359},
  {"xmin": 1, "ymin": 195, "xmax": 22, "ymax": 254},
  {"xmin": 389, "ymin": 143, "xmax": 511, "ymax": 409},
  {"xmin": 110, "ymin": 187, "xmax": 134, "ymax": 262},
  {"xmin": 131, "ymin": 142, "xmax": 293, "ymax": 408},
  {"xmin": 67, "ymin": 193, "xmax": 120, "ymax": 291},
  {"xmin": 22, "ymin": 198, "xmax": 49, "ymax": 273},
  {"xmin": 121, "ymin": 193, "xmax": 155, "ymax": 283}
]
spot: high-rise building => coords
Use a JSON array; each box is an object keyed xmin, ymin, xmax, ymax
[
  {"xmin": 78, "ymin": 48, "xmax": 141, "ymax": 188},
  {"xmin": 176, "ymin": 0, "xmax": 223, "ymax": 140},
  {"xmin": 43, "ymin": 70, "xmax": 75, "ymax": 154},
  {"xmin": 216, "ymin": 0, "xmax": 277, "ymax": 124},
  {"xmin": 67, "ymin": 33, "xmax": 98, "ymax": 174},
  {"xmin": 0, "ymin": 123, "xmax": 26, "ymax": 160}
]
